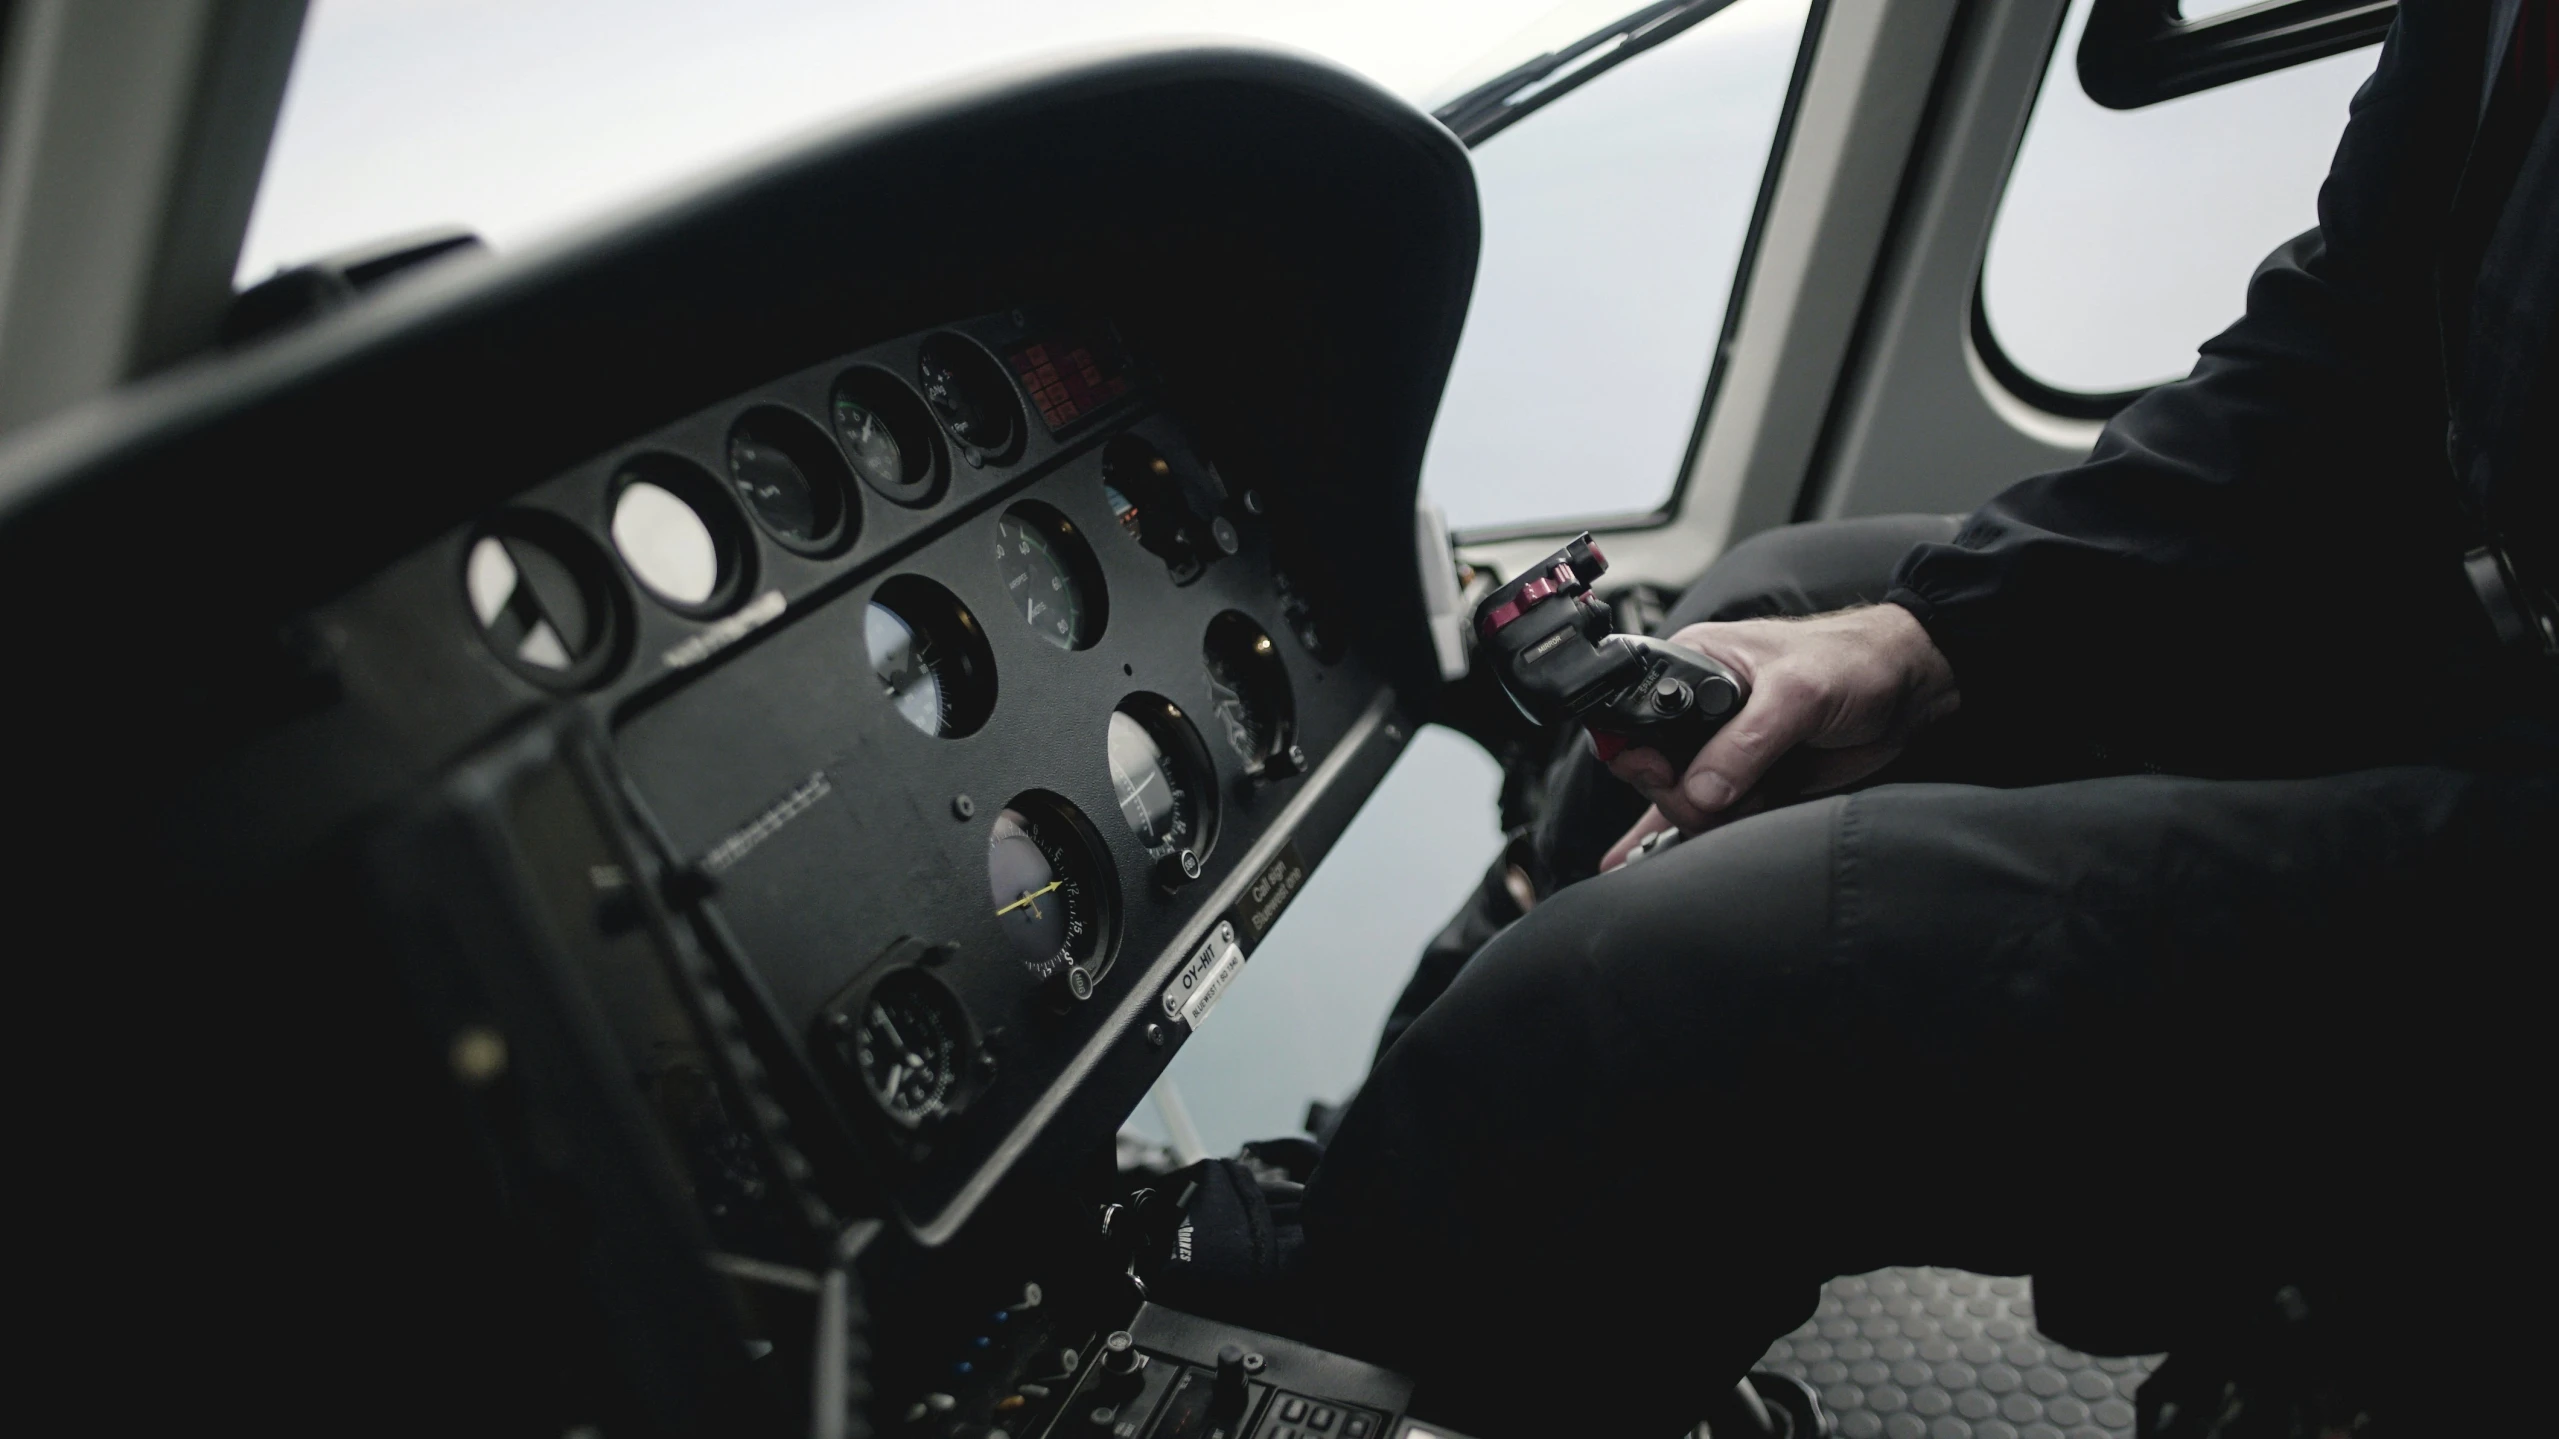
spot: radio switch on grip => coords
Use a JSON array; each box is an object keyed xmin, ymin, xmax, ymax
[{"xmin": 1476, "ymin": 533, "xmax": 1747, "ymax": 776}]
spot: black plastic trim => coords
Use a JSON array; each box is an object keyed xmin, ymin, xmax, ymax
[
  {"xmin": 2078, "ymin": 0, "xmax": 2394, "ymax": 111},
  {"xmin": 1435, "ymin": 0, "xmax": 1748, "ymax": 146}
]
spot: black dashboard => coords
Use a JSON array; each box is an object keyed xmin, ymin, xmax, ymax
[
  {"xmin": 1, "ymin": 43, "xmax": 1481, "ymax": 1439},
  {"xmin": 593, "ymin": 304, "xmax": 1404, "ymax": 1239}
]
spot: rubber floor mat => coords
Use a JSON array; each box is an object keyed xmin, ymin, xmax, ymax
[{"xmin": 1756, "ymin": 1269, "xmax": 2161, "ymax": 1439}]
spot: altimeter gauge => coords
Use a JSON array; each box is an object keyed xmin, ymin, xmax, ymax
[{"xmin": 993, "ymin": 503, "xmax": 1105, "ymax": 650}]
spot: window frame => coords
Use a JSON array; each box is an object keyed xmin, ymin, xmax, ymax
[
  {"xmin": 2078, "ymin": 0, "xmax": 2394, "ymax": 110},
  {"xmin": 1431, "ymin": 0, "xmax": 1832, "ymax": 545},
  {"xmin": 1972, "ymin": 0, "xmax": 2393, "ymax": 417}
]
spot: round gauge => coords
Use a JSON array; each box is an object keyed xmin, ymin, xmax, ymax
[
  {"xmin": 833, "ymin": 397, "xmax": 903, "ymax": 491},
  {"xmin": 1203, "ymin": 611, "xmax": 1298, "ymax": 775},
  {"xmin": 916, "ymin": 333, "xmax": 1020, "ymax": 459},
  {"xmin": 846, "ymin": 969, "xmax": 968, "ymax": 1127},
  {"xmin": 993, "ymin": 503, "xmax": 1106, "ymax": 650},
  {"xmin": 831, "ymin": 368, "xmax": 943, "ymax": 507},
  {"xmin": 610, "ymin": 456, "xmax": 751, "ymax": 614},
  {"xmin": 987, "ymin": 793, "xmax": 1117, "ymax": 985},
  {"xmin": 1106, "ymin": 696, "xmax": 1219, "ymax": 871},
  {"xmin": 463, "ymin": 516, "xmax": 627, "ymax": 687},
  {"xmin": 866, "ymin": 576, "xmax": 997, "ymax": 738},
  {"xmin": 727, "ymin": 407, "xmax": 853, "ymax": 554}
]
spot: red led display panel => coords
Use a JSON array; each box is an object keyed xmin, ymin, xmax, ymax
[{"xmin": 1004, "ymin": 337, "xmax": 1132, "ymax": 433}]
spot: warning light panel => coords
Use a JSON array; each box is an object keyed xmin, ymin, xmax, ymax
[{"xmin": 1004, "ymin": 333, "xmax": 1133, "ymax": 434}]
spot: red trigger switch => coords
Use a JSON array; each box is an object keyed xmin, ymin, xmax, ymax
[{"xmin": 1588, "ymin": 729, "xmax": 1627, "ymax": 763}]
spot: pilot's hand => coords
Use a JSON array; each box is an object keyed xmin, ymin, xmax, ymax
[{"xmin": 1599, "ymin": 604, "xmax": 1957, "ymax": 869}]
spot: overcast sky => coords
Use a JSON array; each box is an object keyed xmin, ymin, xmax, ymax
[{"xmin": 235, "ymin": 0, "xmax": 1561, "ymax": 280}]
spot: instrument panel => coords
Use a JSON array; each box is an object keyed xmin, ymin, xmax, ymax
[
  {"xmin": 0, "ymin": 46, "xmax": 1480, "ymax": 1428},
  {"xmin": 415, "ymin": 307, "xmax": 1394, "ymax": 1234}
]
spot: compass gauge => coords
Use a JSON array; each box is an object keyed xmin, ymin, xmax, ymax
[{"xmin": 987, "ymin": 793, "xmax": 1117, "ymax": 986}]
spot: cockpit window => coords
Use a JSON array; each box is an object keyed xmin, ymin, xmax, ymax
[
  {"xmin": 236, "ymin": 0, "xmax": 1573, "ymax": 283},
  {"xmin": 244, "ymin": 1, "xmax": 1813, "ymax": 542},
  {"xmin": 1419, "ymin": 0, "xmax": 1814, "ymax": 535},
  {"xmin": 1977, "ymin": 0, "xmax": 2380, "ymax": 405}
]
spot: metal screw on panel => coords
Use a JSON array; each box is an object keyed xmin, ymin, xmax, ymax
[
  {"xmin": 450, "ymin": 1026, "xmax": 508, "ymax": 1086},
  {"xmin": 1156, "ymin": 848, "xmax": 1202, "ymax": 889},
  {"xmin": 1145, "ymin": 1023, "xmax": 1166, "ymax": 1048},
  {"xmin": 1241, "ymin": 490, "xmax": 1265, "ymax": 515},
  {"xmin": 952, "ymin": 794, "xmax": 976, "ymax": 820},
  {"xmin": 1210, "ymin": 516, "xmax": 1241, "ymax": 555}
]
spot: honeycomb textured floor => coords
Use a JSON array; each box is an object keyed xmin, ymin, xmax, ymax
[{"xmin": 1756, "ymin": 1270, "xmax": 2161, "ymax": 1439}]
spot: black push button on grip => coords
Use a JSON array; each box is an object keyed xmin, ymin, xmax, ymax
[{"xmin": 1476, "ymin": 532, "xmax": 1747, "ymax": 776}]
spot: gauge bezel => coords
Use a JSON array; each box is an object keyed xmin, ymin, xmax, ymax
[
  {"xmin": 866, "ymin": 574, "xmax": 998, "ymax": 739},
  {"xmin": 916, "ymin": 332, "xmax": 1025, "ymax": 465},
  {"xmin": 813, "ymin": 961, "xmax": 981, "ymax": 1131},
  {"xmin": 459, "ymin": 509, "xmax": 633, "ymax": 691},
  {"xmin": 605, "ymin": 452, "xmax": 758, "ymax": 618},
  {"xmin": 988, "ymin": 790, "xmax": 1122, "ymax": 985},
  {"xmin": 1105, "ymin": 692, "xmax": 1222, "ymax": 869},
  {"xmin": 993, "ymin": 501, "xmax": 1109, "ymax": 652},
  {"xmin": 829, "ymin": 364, "xmax": 947, "ymax": 509},
  {"xmin": 725, "ymin": 404, "xmax": 859, "ymax": 557},
  {"xmin": 1099, "ymin": 432, "xmax": 1208, "ymax": 584},
  {"xmin": 1202, "ymin": 610, "xmax": 1297, "ymax": 776}
]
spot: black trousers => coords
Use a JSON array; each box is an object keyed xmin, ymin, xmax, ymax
[{"xmin": 1301, "ymin": 519, "xmax": 2556, "ymax": 1437}]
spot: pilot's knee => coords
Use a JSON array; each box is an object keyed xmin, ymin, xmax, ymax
[{"xmin": 1380, "ymin": 795, "xmax": 1840, "ymax": 1114}]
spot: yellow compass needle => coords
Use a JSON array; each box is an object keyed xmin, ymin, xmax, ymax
[{"xmin": 995, "ymin": 880, "xmax": 1062, "ymax": 918}]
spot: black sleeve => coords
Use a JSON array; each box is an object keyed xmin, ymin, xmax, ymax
[{"xmin": 1885, "ymin": 5, "xmax": 2497, "ymax": 773}]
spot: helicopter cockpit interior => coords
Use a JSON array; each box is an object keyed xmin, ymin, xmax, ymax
[{"xmin": 0, "ymin": 2, "xmax": 2432, "ymax": 1436}]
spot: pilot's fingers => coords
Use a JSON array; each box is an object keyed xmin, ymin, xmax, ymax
[
  {"xmin": 1676, "ymin": 670, "xmax": 1825, "ymax": 816},
  {"xmin": 1603, "ymin": 743, "xmax": 1677, "ymax": 793},
  {"xmin": 1601, "ymin": 805, "xmax": 1676, "ymax": 872},
  {"xmin": 1610, "ymin": 745, "xmax": 1720, "ymax": 830}
]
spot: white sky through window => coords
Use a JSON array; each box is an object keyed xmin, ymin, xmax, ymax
[{"xmin": 238, "ymin": 0, "xmax": 1566, "ymax": 281}]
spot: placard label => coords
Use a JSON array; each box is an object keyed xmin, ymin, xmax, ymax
[
  {"xmin": 1227, "ymin": 841, "xmax": 1309, "ymax": 948},
  {"xmin": 1163, "ymin": 922, "xmax": 1246, "ymax": 1031}
]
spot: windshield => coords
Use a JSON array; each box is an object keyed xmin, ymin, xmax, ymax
[{"xmin": 239, "ymin": 0, "xmax": 1657, "ymax": 282}]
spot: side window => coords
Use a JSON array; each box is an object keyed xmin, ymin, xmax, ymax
[
  {"xmin": 1419, "ymin": 0, "xmax": 1815, "ymax": 536},
  {"xmin": 1978, "ymin": 0, "xmax": 2383, "ymax": 404}
]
